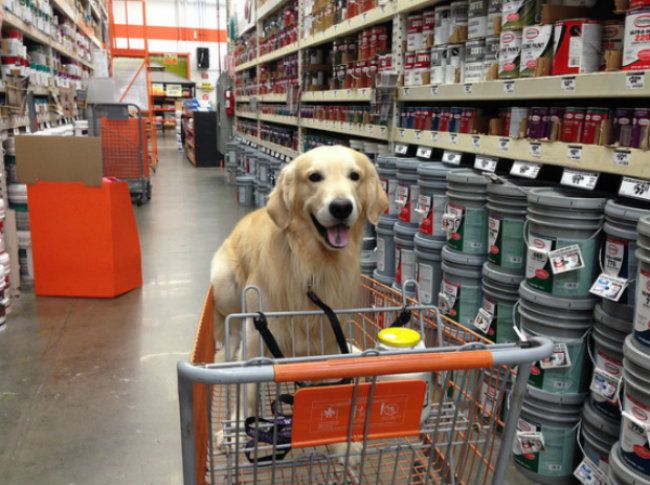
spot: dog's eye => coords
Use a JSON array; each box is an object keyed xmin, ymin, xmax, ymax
[
  {"xmin": 308, "ymin": 172, "xmax": 323, "ymax": 183},
  {"xmin": 349, "ymin": 171, "xmax": 360, "ymax": 181}
]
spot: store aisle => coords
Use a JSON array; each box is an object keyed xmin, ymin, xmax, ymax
[{"xmin": 0, "ymin": 137, "xmax": 250, "ymax": 485}]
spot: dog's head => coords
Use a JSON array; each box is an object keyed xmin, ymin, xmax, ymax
[{"xmin": 266, "ymin": 145, "xmax": 388, "ymax": 250}]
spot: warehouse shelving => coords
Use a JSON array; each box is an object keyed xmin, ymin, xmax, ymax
[
  {"xmin": 302, "ymin": 88, "xmax": 374, "ymax": 102},
  {"xmin": 302, "ymin": 118, "xmax": 390, "ymax": 141},
  {"xmin": 236, "ymin": 96, "xmax": 251, "ymax": 103},
  {"xmin": 235, "ymin": 111, "xmax": 259, "ymax": 121},
  {"xmin": 259, "ymin": 114, "xmax": 299, "ymax": 126},
  {"xmin": 257, "ymin": 0, "xmax": 291, "ymax": 20},
  {"xmin": 257, "ymin": 93, "xmax": 289, "ymax": 102},
  {"xmin": 235, "ymin": 130, "xmax": 299, "ymax": 159}
]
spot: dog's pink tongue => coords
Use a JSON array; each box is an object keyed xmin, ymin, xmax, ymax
[{"xmin": 326, "ymin": 225, "xmax": 350, "ymax": 248}]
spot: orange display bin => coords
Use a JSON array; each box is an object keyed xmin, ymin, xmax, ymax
[{"xmin": 28, "ymin": 178, "xmax": 143, "ymax": 298}]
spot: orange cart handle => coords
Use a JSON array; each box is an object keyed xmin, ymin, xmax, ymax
[{"xmin": 273, "ymin": 350, "xmax": 494, "ymax": 383}]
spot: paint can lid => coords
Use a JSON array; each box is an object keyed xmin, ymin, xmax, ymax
[
  {"xmin": 518, "ymin": 281, "xmax": 597, "ymax": 311},
  {"xmin": 527, "ymin": 187, "xmax": 607, "ymax": 211}
]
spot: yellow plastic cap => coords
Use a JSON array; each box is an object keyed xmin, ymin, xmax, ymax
[{"xmin": 378, "ymin": 327, "xmax": 422, "ymax": 348}]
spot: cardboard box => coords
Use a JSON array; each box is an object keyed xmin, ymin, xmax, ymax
[
  {"xmin": 15, "ymin": 136, "xmax": 142, "ymax": 298},
  {"xmin": 540, "ymin": 4, "xmax": 590, "ymax": 24}
]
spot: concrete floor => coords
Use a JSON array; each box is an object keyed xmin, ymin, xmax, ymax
[{"xmin": 0, "ymin": 136, "xmax": 532, "ymax": 485}]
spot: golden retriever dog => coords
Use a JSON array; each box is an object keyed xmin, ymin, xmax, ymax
[{"xmin": 210, "ymin": 145, "xmax": 387, "ymax": 418}]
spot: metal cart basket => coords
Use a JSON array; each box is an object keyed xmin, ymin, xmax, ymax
[{"xmin": 178, "ymin": 276, "xmax": 553, "ymax": 485}]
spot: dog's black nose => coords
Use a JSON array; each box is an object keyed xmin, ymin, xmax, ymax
[{"xmin": 329, "ymin": 198, "xmax": 353, "ymax": 220}]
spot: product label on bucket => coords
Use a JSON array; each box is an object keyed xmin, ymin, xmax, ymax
[
  {"xmin": 446, "ymin": 203, "xmax": 488, "ymax": 254},
  {"xmin": 634, "ymin": 268, "xmax": 650, "ymax": 347},
  {"xmin": 418, "ymin": 194, "xmax": 447, "ymax": 238},
  {"xmin": 589, "ymin": 273, "xmax": 629, "ymax": 302},
  {"xmin": 574, "ymin": 457, "xmax": 608, "ymax": 485},
  {"xmin": 513, "ymin": 417, "xmax": 578, "ymax": 477},
  {"xmin": 475, "ymin": 296, "xmax": 516, "ymax": 343},
  {"xmin": 488, "ymin": 215, "xmax": 525, "ymax": 271},
  {"xmin": 549, "ymin": 244, "xmax": 585, "ymax": 275},
  {"xmin": 439, "ymin": 279, "xmax": 482, "ymax": 328},
  {"xmin": 376, "ymin": 237, "xmax": 386, "ymax": 272},
  {"xmin": 590, "ymin": 350, "xmax": 623, "ymax": 419},
  {"xmin": 603, "ymin": 237, "xmax": 638, "ymax": 301},
  {"xmin": 540, "ymin": 343, "xmax": 572, "ymax": 369},
  {"xmin": 528, "ymin": 338, "xmax": 587, "ymax": 395},
  {"xmin": 383, "ymin": 178, "xmax": 399, "ymax": 216},
  {"xmin": 473, "ymin": 306, "xmax": 494, "ymax": 334},
  {"xmin": 621, "ymin": 391, "xmax": 650, "ymax": 476},
  {"xmin": 589, "ymin": 367, "xmax": 622, "ymax": 403},
  {"xmin": 417, "ymin": 263, "xmax": 435, "ymax": 304}
]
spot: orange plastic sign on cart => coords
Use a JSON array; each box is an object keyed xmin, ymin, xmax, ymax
[{"xmin": 291, "ymin": 380, "xmax": 425, "ymax": 448}]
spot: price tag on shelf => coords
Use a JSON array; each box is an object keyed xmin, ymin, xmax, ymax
[
  {"xmin": 503, "ymin": 81, "xmax": 515, "ymax": 94},
  {"xmin": 626, "ymin": 71, "xmax": 644, "ymax": 90},
  {"xmin": 442, "ymin": 150, "xmax": 462, "ymax": 165},
  {"xmin": 474, "ymin": 155, "xmax": 498, "ymax": 172},
  {"xmin": 367, "ymin": 124, "xmax": 374, "ymax": 134},
  {"xmin": 511, "ymin": 161, "xmax": 542, "ymax": 179},
  {"xmin": 431, "ymin": 131, "xmax": 439, "ymax": 142},
  {"xmin": 399, "ymin": 129, "xmax": 405, "ymax": 138},
  {"xmin": 395, "ymin": 143, "xmax": 409, "ymax": 155},
  {"xmin": 498, "ymin": 138, "xmax": 509, "ymax": 151},
  {"xmin": 380, "ymin": 126, "xmax": 387, "ymax": 135},
  {"xmin": 416, "ymin": 146, "xmax": 433, "ymax": 159},
  {"xmin": 430, "ymin": 85, "xmax": 439, "ymax": 96},
  {"xmin": 561, "ymin": 169, "xmax": 600, "ymax": 190},
  {"xmin": 619, "ymin": 177, "xmax": 650, "ymax": 201},
  {"xmin": 471, "ymin": 135, "xmax": 480, "ymax": 148},
  {"xmin": 529, "ymin": 142, "xmax": 542, "ymax": 157},
  {"xmin": 402, "ymin": 87, "xmax": 409, "ymax": 96},
  {"xmin": 449, "ymin": 133, "xmax": 458, "ymax": 144},
  {"xmin": 464, "ymin": 83, "xmax": 473, "ymax": 95},
  {"xmin": 613, "ymin": 149, "xmax": 631, "ymax": 167},
  {"xmin": 360, "ymin": 88, "xmax": 367, "ymax": 96},
  {"xmin": 561, "ymin": 76, "xmax": 576, "ymax": 92},
  {"xmin": 567, "ymin": 145, "xmax": 582, "ymax": 161},
  {"xmin": 415, "ymin": 130, "xmax": 422, "ymax": 140}
]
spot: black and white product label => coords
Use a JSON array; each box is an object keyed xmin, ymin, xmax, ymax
[
  {"xmin": 417, "ymin": 263, "xmax": 434, "ymax": 304},
  {"xmin": 526, "ymin": 235, "xmax": 552, "ymax": 280},
  {"xmin": 464, "ymin": 39, "xmax": 486, "ymax": 82},
  {"xmin": 623, "ymin": 12, "xmax": 650, "ymax": 69},
  {"xmin": 520, "ymin": 24, "xmax": 553, "ymax": 76},
  {"xmin": 385, "ymin": 179, "xmax": 399, "ymax": 216},
  {"xmin": 540, "ymin": 343, "xmax": 572, "ymax": 369},
  {"xmin": 548, "ymin": 244, "xmax": 585, "ymax": 275},
  {"xmin": 376, "ymin": 237, "xmax": 385, "ymax": 272},
  {"xmin": 468, "ymin": 0, "xmax": 488, "ymax": 39},
  {"xmin": 574, "ymin": 457, "xmax": 608, "ymax": 485},
  {"xmin": 473, "ymin": 298, "xmax": 495, "ymax": 333},
  {"xmin": 401, "ymin": 249, "xmax": 416, "ymax": 283},
  {"xmin": 589, "ymin": 367, "xmax": 622, "ymax": 402},
  {"xmin": 498, "ymin": 30, "xmax": 522, "ymax": 78},
  {"xmin": 589, "ymin": 273, "xmax": 629, "ymax": 302},
  {"xmin": 434, "ymin": 6, "xmax": 451, "ymax": 46}
]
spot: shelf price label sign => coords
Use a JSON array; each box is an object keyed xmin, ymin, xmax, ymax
[
  {"xmin": 416, "ymin": 146, "xmax": 433, "ymax": 159},
  {"xmin": 474, "ymin": 155, "xmax": 498, "ymax": 172},
  {"xmin": 503, "ymin": 81, "xmax": 515, "ymax": 94},
  {"xmin": 529, "ymin": 142, "xmax": 542, "ymax": 157},
  {"xmin": 561, "ymin": 169, "xmax": 600, "ymax": 190},
  {"xmin": 561, "ymin": 77, "xmax": 576, "ymax": 92},
  {"xmin": 464, "ymin": 83, "xmax": 473, "ymax": 94},
  {"xmin": 619, "ymin": 177, "xmax": 650, "ymax": 201},
  {"xmin": 395, "ymin": 143, "xmax": 409, "ymax": 155},
  {"xmin": 442, "ymin": 150, "xmax": 462, "ymax": 165},
  {"xmin": 430, "ymin": 85, "xmax": 439, "ymax": 96},
  {"xmin": 567, "ymin": 145, "xmax": 582, "ymax": 161},
  {"xmin": 449, "ymin": 133, "xmax": 458, "ymax": 144},
  {"xmin": 626, "ymin": 71, "xmax": 644, "ymax": 90},
  {"xmin": 613, "ymin": 149, "xmax": 631, "ymax": 167},
  {"xmin": 471, "ymin": 135, "xmax": 480, "ymax": 148},
  {"xmin": 511, "ymin": 160, "xmax": 541, "ymax": 179},
  {"xmin": 498, "ymin": 138, "xmax": 509, "ymax": 151}
]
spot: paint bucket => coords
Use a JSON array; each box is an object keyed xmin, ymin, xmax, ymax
[
  {"xmin": 487, "ymin": 178, "xmax": 537, "ymax": 275},
  {"xmin": 501, "ymin": 0, "xmax": 536, "ymax": 30},
  {"xmin": 468, "ymin": 0, "xmax": 488, "ymax": 39},
  {"xmin": 520, "ymin": 24, "xmax": 554, "ymax": 78},
  {"xmin": 498, "ymin": 29, "xmax": 522, "ymax": 79},
  {"xmin": 552, "ymin": 19, "xmax": 602, "ymax": 75},
  {"xmin": 479, "ymin": 366, "xmax": 513, "ymax": 421},
  {"xmin": 372, "ymin": 268, "xmax": 395, "ymax": 287},
  {"xmin": 393, "ymin": 221, "xmax": 418, "ymax": 294},
  {"xmin": 601, "ymin": 20, "xmax": 624, "ymax": 70},
  {"xmin": 440, "ymin": 246, "xmax": 486, "ymax": 328},
  {"xmin": 487, "ymin": 0, "xmax": 502, "ymax": 36},
  {"xmin": 581, "ymin": 399, "xmax": 620, "ymax": 473},
  {"xmin": 407, "ymin": 14, "xmax": 425, "ymax": 52},
  {"xmin": 17, "ymin": 230, "xmax": 33, "ymax": 281},
  {"xmin": 464, "ymin": 39, "xmax": 487, "ymax": 82},
  {"xmin": 620, "ymin": 335, "xmax": 650, "ymax": 478},
  {"xmin": 634, "ymin": 215, "xmax": 650, "ymax": 350},
  {"xmin": 450, "ymin": 0, "xmax": 469, "ymax": 42},
  {"xmin": 269, "ymin": 158, "xmax": 283, "ymax": 186},
  {"xmin": 377, "ymin": 155, "xmax": 400, "ymax": 217},
  {"xmin": 608, "ymin": 442, "xmax": 650, "ymax": 485},
  {"xmin": 361, "ymin": 250, "xmax": 377, "ymax": 277},
  {"xmin": 445, "ymin": 170, "xmax": 489, "ymax": 255},
  {"xmin": 257, "ymin": 182, "xmax": 272, "ymax": 208},
  {"xmin": 414, "ymin": 233, "xmax": 445, "ymax": 305},
  {"xmin": 602, "ymin": 199, "xmax": 650, "ymax": 321},
  {"xmin": 590, "ymin": 303, "xmax": 630, "ymax": 420},
  {"xmin": 445, "ymin": 43, "xmax": 466, "ymax": 84},
  {"xmin": 623, "ymin": 8, "xmax": 650, "ymax": 71},
  {"xmin": 396, "ymin": 158, "xmax": 421, "ymax": 226},
  {"xmin": 514, "ymin": 390, "xmax": 583, "ymax": 484},
  {"xmin": 376, "ymin": 215, "xmax": 398, "ymax": 279},
  {"xmin": 477, "ymin": 261, "xmax": 520, "ymax": 343},
  {"xmin": 434, "ymin": 6, "xmax": 451, "ymax": 46},
  {"xmin": 430, "ymin": 45, "xmax": 448, "ymax": 84},
  {"xmin": 236, "ymin": 175, "xmax": 256, "ymax": 207},
  {"xmin": 519, "ymin": 282, "xmax": 594, "ymax": 401},
  {"xmin": 417, "ymin": 162, "xmax": 453, "ymax": 239},
  {"xmin": 257, "ymin": 155, "xmax": 271, "ymax": 183},
  {"xmin": 484, "ymin": 35, "xmax": 500, "ymax": 76},
  {"xmin": 8, "ymin": 183, "xmax": 29, "ymax": 231},
  {"xmin": 525, "ymin": 188, "xmax": 606, "ymax": 298}
]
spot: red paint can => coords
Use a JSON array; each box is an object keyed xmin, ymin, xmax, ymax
[
  {"xmin": 552, "ymin": 19, "xmax": 602, "ymax": 75},
  {"xmin": 561, "ymin": 107, "xmax": 587, "ymax": 143},
  {"xmin": 460, "ymin": 108, "xmax": 478, "ymax": 133},
  {"xmin": 581, "ymin": 107, "xmax": 610, "ymax": 145},
  {"xmin": 438, "ymin": 109, "xmax": 451, "ymax": 132}
]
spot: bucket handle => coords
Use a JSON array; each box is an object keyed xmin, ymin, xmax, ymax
[
  {"xmin": 515, "ymin": 302, "xmax": 593, "ymax": 345},
  {"xmin": 597, "ymin": 245, "xmax": 636, "ymax": 285},
  {"xmin": 523, "ymin": 220, "xmax": 603, "ymax": 253}
]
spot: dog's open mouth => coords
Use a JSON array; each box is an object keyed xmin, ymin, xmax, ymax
[{"xmin": 311, "ymin": 215, "xmax": 350, "ymax": 249}]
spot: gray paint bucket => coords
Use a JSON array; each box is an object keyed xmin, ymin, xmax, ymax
[
  {"xmin": 581, "ymin": 399, "xmax": 620, "ymax": 474},
  {"xmin": 590, "ymin": 303, "xmax": 629, "ymax": 420},
  {"xmin": 445, "ymin": 170, "xmax": 489, "ymax": 254},
  {"xmin": 372, "ymin": 268, "xmax": 394, "ymax": 287},
  {"xmin": 361, "ymin": 250, "xmax": 377, "ymax": 277},
  {"xmin": 417, "ymin": 162, "xmax": 454, "ymax": 239},
  {"xmin": 414, "ymin": 233, "xmax": 444, "ymax": 305},
  {"xmin": 376, "ymin": 215, "xmax": 398, "ymax": 278},
  {"xmin": 257, "ymin": 155, "xmax": 271, "ymax": 183},
  {"xmin": 634, "ymin": 215, "xmax": 650, "ymax": 350},
  {"xmin": 525, "ymin": 188, "xmax": 606, "ymax": 298},
  {"xmin": 255, "ymin": 182, "xmax": 272, "ymax": 208},
  {"xmin": 269, "ymin": 158, "xmax": 283, "ymax": 186},
  {"xmin": 639, "ymin": 214, "xmax": 650, "ymax": 252},
  {"xmin": 621, "ymin": 335, "xmax": 650, "ymax": 478},
  {"xmin": 514, "ymin": 389, "xmax": 583, "ymax": 484},
  {"xmin": 518, "ymin": 282, "xmax": 593, "ymax": 401},
  {"xmin": 236, "ymin": 175, "xmax": 256, "ymax": 206},
  {"xmin": 487, "ymin": 178, "xmax": 539, "ymax": 275},
  {"xmin": 363, "ymin": 222, "xmax": 377, "ymax": 251},
  {"xmin": 603, "ymin": 199, "xmax": 650, "ymax": 321},
  {"xmin": 478, "ymin": 262, "xmax": 519, "ymax": 343},
  {"xmin": 608, "ymin": 442, "xmax": 650, "ymax": 485},
  {"xmin": 393, "ymin": 221, "xmax": 418, "ymax": 294},
  {"xmin": 396, "ymin": 158, "xmax": 421, "ymax": 226},
  {"xmin": 440, "ymin": 246, "xmax": 485, "ymax": 328},
  {"xmin": 377, "ymin": 155, "xmax": 400, "ymax": 217}
]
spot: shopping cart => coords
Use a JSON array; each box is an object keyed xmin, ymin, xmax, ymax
[
  {"xmin": 87, "ymin": 103, "xmax": 151, "ymax": 205},
  {"xmin": 178, "ymin": 276, "xmax": 553, "ymax": 485}
]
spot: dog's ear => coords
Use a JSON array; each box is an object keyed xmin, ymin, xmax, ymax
[
  {"xmin": 351, "ymin": 150, "xmax": 388, "ymax": 225},
  {"xmin": 266, "ymin": 164, "xmax": 295, "ymax": 229}
]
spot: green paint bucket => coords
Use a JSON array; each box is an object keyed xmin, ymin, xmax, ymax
[
  {"xmin": 445, "ymin": 170, "xmax": 489, "ymax": 255},
  {"xmin": 476, "ymin": 262, "xmax": 520, "ymax": 343},
  {"xmin": 440, "ymin": 246, "xmax": 485, "ymax": 328}
]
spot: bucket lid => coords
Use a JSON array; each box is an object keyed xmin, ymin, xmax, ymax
[
  {"xmin": 638, "ymin": 214, "xmax": 650, "ymax": 240},
  {"xmin": 447, "ymin": 169, "xmax": 488, "ymax": 187},
  {"xmin": 372, "ymin": 268, "xmax": 394, "ymax": 286},
  {"xmin": 487, "ymin": 178, "xmax": 540, "ymax": 198},
  {"xmin": 482, "ymin": 261, "xmax": 522, "ymax": 286},
  {"xmin": 395, "ymin": 158, "xmax": 420, "ymax": 172},
  {"xmin": 377, "ymin": 155, "xmax": 399, "ymax": 168},
  {"xmin": 593, "ymin": 303, "xmax": 633, "ymax": 335},
  {"xmin": 609, "ymin": 443, "xmax": 650, "ymax": 485},
  {"xmin": 582, "ymin": 399, "xmax": 621, "ymax": 439},
  {"xmin": 527, "ymin": 187, "xmax": 607, "ymax": 211},
  {"xmin": 525, "ymin": 385, "xmax": 587, "ymax": 406},
  {"xmin": 417, "ymin": 162, "xmax": 454, "ymax": 179},
  {"xmin": 378, "ymin": 214, "xmax": 398, "ymax": 229},
  {"xmin": 441, "ymin": 246, "xmax": 486, "ymax": 266},
  {"xmin": 624, "ymin": 334, "xmax": 650, "ymax": 369},
  {"xmin": 518, "ymin": 281, "xmax": 597, "ymax": 311},
  {"xmin": 414, "ymin": 232, "xmax": 446, "ymax": 251},
  {"xmin": 605, "ymin": 198, "xmax": 650, "ymax": 224},
  {"xmin": 361, "ymin": 250, "xmax": 377, "ymax": 265},
  {"xmin": 394, "ymin": 221, "xmax": 419, "ymax": 238},
  {"xmin": 236, "ymin": 175, "xmax": 256, "ymax": 183}
]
